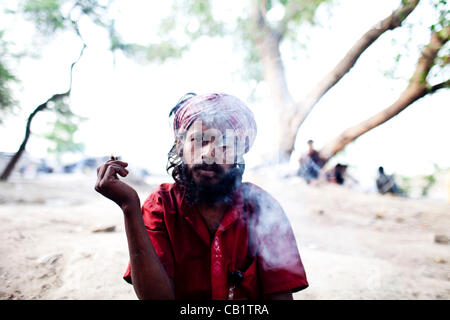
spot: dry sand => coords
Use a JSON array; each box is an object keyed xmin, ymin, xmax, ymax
[{"xmin": 0, "ymin": 171, "xmax": 449, "ymax": 300}]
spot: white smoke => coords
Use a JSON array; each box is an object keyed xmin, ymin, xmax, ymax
[{"xmin": 244, "ymin": 183, "xmax": 304, "ymax": 274}]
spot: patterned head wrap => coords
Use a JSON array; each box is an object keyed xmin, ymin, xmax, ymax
[{"xmin": 172, "ymin": 93, "xmax": 257, "ymax": 154}]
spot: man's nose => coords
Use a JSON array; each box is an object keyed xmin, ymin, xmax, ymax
[{"xmin": 201, "ymin": 141, "xmax": 216, "ymax": 164}]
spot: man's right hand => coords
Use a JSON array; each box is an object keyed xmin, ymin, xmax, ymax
[{"xmin": 95, "ymin": 159, "xmax": 140, "ymax": 211}]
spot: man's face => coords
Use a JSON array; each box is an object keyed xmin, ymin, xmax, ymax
[{"xmin": 180, "ymin": 118, "xmax": 235, "ymax": 186}]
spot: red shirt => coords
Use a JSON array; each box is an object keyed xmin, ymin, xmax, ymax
[{"xmin": 123, "ymin": 182, "xmax": 308, "ymax": 299}]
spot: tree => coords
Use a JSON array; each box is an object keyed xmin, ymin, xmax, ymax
[
  {"xmin": 0, "ymin": 0, "xmax": 182, "ymax": 180},
  {"xmin": 150, "ymin": 0, "xmax": 422, "ymax": 161},
  {"xmin": 0, "ymin": 0, "xmax": 115, "ymax": 180},
  {"xmin": 268, "ymin": 0, "xmax": 422, "ymax": 160},
  {"xmin": 0, "ymin": 41, "xmax": 85, "ymax": 180},
  {"xmin": 319, "ymin": 23, "xmax": 449, "ymax": 164},
  {"xmin": 2, "ymin": 0, "xmax": 446, "ymax": 178}
]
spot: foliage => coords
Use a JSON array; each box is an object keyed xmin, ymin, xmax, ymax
[
  {"xmin": 398, "ymin": 164, "xmax": 446, "ymax": 197},
  {"xmin": 131, "ymin": 0, "xmax": 227, "ymax": 63},
  {"xmin": 3, "ymin": 0, "xmax": 448, "ymax": 164},
  {"xmin": 41, "ymin": 99, "xmax": 85, "ymax": 158},
  {"xmin": 421, "ymin": 172, "xmax": 437, "ymax": 196},
  {"xmin": 430, "ymin": 0, "xmax": 449, "ymax": 33},
  {"xmin": 398, "ymin": 176, "xmax": 412, "ymax": 196},
  {"xmin": 427, "ymin": 0, "xmax": 450, "ymax": 84},
  {"xmin": 22, "ymin": 0, "xmax": 66, "ymax": 33},
  {"xmin": 266, "ymin": 0, "xmax": 332, "ymax": 37},
  {"xmin": 144, "ymin": 0, "xmax": 331, "ymax": 83},
  {"xmin": 7, "ymin": 0, "xmax": 110, "ymax": 159},
  {"xmin": 21, "ymin": 0, "xmax": 112, "ymax": 33},
  {"xmin": 244, "ymin": 0, "xmax": 332, "ymax": 83},
  {"xmin": 387, "ymin": 0, "xmax": 449, "ymax": 82},
  {"xmin": 176, "ymin": 0, "xmax": 226, "ymax": 38},
  {"xmin": 0, "ymin": 30, "xmax": 17, "ymax": 124},
  {"xmin": 236, "ymin": 15, "xmax": 265, "ymax": 83},
  {"xmin": 3, "ymin": 0, "xmax": 211, "ymax": 162}
]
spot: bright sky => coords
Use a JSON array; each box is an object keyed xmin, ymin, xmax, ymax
[{"xmin": 0, "ymin": 0, "xmax": 449, "ymax": 187}]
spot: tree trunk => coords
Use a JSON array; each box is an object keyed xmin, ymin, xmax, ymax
[
  {"xmin": 0, "ymin": 103, "xmax": 48, "ymax": 180},
  {"xmin": 251, "ymin": 0, "xmax": 297, "ymax": 162},
  {"xmin": 257, "ymin": 33, "xmax": 297, "ymax": 162},
  {"xmin": 318, "ymin": 26, "xmax": 449, "ymax": 164},
  {"xmin": 278, "ymin": 0, "xmax": 420, "ymax": 159}
]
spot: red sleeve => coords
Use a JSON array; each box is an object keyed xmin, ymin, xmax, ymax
[
  {"xmin": 123, "ymin": 188, "xmax": 175, "ymax": 284},
  {"xmin": 254, "ymin": 191, "xmax": 309, "ymax": 294}
]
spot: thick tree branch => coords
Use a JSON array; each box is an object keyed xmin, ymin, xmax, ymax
[
  {"xmin": 277, "ymin": 0, "xmax": 421, "ymax": 159},
  {"xmin": 410, "ymin": 27, "xmax": 449, "ymax": 85},
  {"xmin": 0, "ymin": 42, "xmax": 86, "ymax": 180},
  {"xmin": 296, "ymin": 0, "xmax": 419, "ymax": 123},
  {"xmin": 318, "ymin": 25, "xmax": 449, "ymax": 164},
  {"xmin": 429, "ymin": 79, "xmax": 450, "ymax": 93},
  {"xmin": 250, "ymin": 0, "xmax": 294, "ymax": 115},
  {"xmin": 251, "ymin": 0, "xmax": 268, "ymax": 30}
]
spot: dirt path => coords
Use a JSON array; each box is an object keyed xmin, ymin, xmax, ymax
[{"xmin": 0, "ymin": 172, "xmax": 448, "ymax": 299}]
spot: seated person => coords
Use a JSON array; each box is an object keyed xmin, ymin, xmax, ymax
[
  {"xmin": 298, "ymin": 140, "xmax": 324, "ymax": 184},
  {"xmin": 325, "ymin": 163, "xmax": 348, "ymax": 185},
  {"xmin": 376, "ymin": 166, "xmax": 402, "ymax": 195}
]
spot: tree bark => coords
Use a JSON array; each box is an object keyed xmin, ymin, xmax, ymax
[
  {"xmin": 1, "ymin": 101, "xmax": 50, "ymax": 180},
  {"xmin": 318, "ymin": 26, "xmax": 449, "ymax": 164},
  {"xmin": 250, "ymin": 0, "xmax": 299, "ymax": 162},
  {"xmin": 0, "ymin": 44, "xmax": 86, "ymax": 181},
  {"xmin": 277, "ymin": 0, "xmax": 420, "ymax": 160}
]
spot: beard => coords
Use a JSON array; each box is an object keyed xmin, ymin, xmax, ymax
[{"xmin": 179, "ymin": 162, "xmax": 243, "ymax": 206}]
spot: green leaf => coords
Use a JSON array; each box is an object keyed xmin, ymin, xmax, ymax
[
  {"xmin": 42, "ymin": 117, "xmax": 85, "ymax": 157},
  {"xmin": 0, "ymin": 31, "xmax": 18, "ymax": 124},
  {"xmin": 22, "ymin": 0, "xmax": 66, "ymax": 34}
]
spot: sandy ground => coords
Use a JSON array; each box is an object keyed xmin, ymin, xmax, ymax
[{"xmin": 0, "ymin": 170, "xmax": 449, "ymax": 300}]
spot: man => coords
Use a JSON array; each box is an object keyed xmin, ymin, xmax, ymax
[
  {"xmin": 298, "ymin": 140, "xmax": 324, "ymax": 184},
  {"xmin": 376, "ymin": 166, "xmax": 402, "ymax": 195},
  {"xmin": 325, "ymin": 163, "xmax": 348, "ymax": 185},
  {"xmin": 95, "ymin": 93, "xmax": 308, "ymax": 300}
]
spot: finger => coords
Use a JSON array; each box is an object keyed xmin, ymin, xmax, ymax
[
  {"xmin": 106, "ymin": 160, "xmax": 128, "ymax": 167},
  {"xmin": 103, "ymin": 164, "xmax": 128, "ymax": 181},
  {"xmin": 97, "ymin": 163, "xmax": 109, "ymax": 180},
  {"xmin": 114, "ymin": 165, "xmax": 129, "ymax": 177},
  {"xmin": 98, "ymin": 161, "xmax": 128, "ymax": 180},
  {"xmin": 107, "ymin": 164, "xmax": 128, "ymax": 178},
  {"xmin": 99, "ymin": 166, "xmax": 118, "ymax": 187}
]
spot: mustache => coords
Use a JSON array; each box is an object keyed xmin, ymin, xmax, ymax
[{"xmin": 192, "ymin": 163, "xmax": 224, "ymax": 173}]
